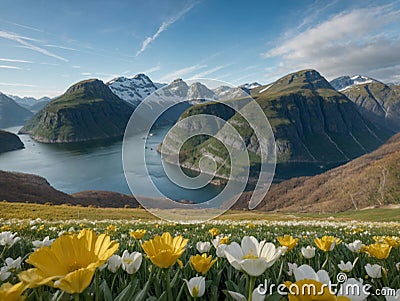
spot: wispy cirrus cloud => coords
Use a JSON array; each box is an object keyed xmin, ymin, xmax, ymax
[
  {"xmin": 159, "ymin": 64, "xmax": 206, "ymax": 82},
  {"xmin": 190, "ymin": 64, "xmax": 231, "ymax": 79},
  {"xmin": 0, "ymin": 65, "xmax": 23, "ymax": 70},
  {"xmin": 0, "ymin": 58, "xmax": 32, "ymax": 63},
  {"xmin": 0, "ymin": 82, "xmax": 36, "ymax": 87},
  {"xmin": 142, "ymin": 64, "xmax": 161, "ymax": 75},
  {"xmin": 263, "ymin": 5, "xmax": 400, "ymax": 82},
  {"xmin": 136, "ymin": 1, "xmax": 199, "ymax": 56},
  {"xmin": 44, "ymin": 44, "xmax": 79, "ymax": 51},
  {"xmin": 0, "ymin": 30, "xmax": 68, "ymax": 62},
  {"xmin": 0, "ymin": 18, "xmax": 43, "ymax": 32}
]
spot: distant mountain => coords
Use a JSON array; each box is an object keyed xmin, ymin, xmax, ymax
[
  {"xmin": 19, "ymin": 79, "xmax": 134, "ymax": 143},
  {"xmin": 107, "ymin": 74, "xmax": 162, "ymax": 107},
  {"xmin": 340, "ymin": 81, "xmax": 400, "ymax": 132},
  {"xmin": 0, "ymin": 130, "xmax": 24, "ymax": 153},
  {"xmin": 166, "ymin": 69, "xmax": 391, "ymax": 182},
  {"xmin": 213, "ymin": 85, "xmax": 248, "ymax": 100},
  {"xmin": 232, "ymin": 132, "xmax": 400, "ymax": 212},
  {"xmin": 0, "ymin": 92, "xmax": 33, "ymax": 128},
  {"xmin": 329, "ymin": 75, "xmax": 378, "ymax": 91},
  {"xmin": 8, "ymin": 95, "xmax": 51, "ymax": 110}
]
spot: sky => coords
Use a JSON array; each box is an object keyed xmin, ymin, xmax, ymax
[{"xmin": 0, "ymin": 0, "xmax": 400, "ymax": 98}]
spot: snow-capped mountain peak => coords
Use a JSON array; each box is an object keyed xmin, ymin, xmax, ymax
[
  {"xmin": 107, "ymin": 74, "xmax": 161, "ymax": 107},
  {"xmin": 329, "ymin": 75, "xmax": 378, "ymax": 91}
]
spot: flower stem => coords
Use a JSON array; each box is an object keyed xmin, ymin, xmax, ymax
[
  {"xmin": 248, "ymin": 276, "xmax": 255, "ymax": 301},
  {"xmin": 165, "ymin": 268, "xmax": 173, "ymax": 301},
  {"xmin": 95, "ymin": 269, "xmax": 99, "ymax": 301},
  {"xmin": 74, "ymin": 294, "xmax": 80, "ymax": 301},
  {"xmin": 321, "ymin": 252, "xmax": 329, "ymax": 270}
]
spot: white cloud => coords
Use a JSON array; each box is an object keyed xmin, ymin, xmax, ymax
[
  {"xmin": 0, "ymin": 82, "xmax": 36, "ymax": 87},
  {"xmin": 159, "ymin": 64, "xmax": 206, "ymax": 82},
  {"xmin": 44, "ymin": 44, "xmax": 78, "ymax": 51},
  {"xmin": 136, "ymin": 1, "xmax": 199, "ymax": 56},
  {"xmin": 142, "ymin": 64, "xmax": 161, "ymax": 74},
  {"xmin": 0, "ymin": 58, "xmax": 32, "ymax": 63},
  {"xmin": 0, "ymin": 19, "xmax": 43, "ymax": 32},
  {"xmin": 190, "ymin": 64, "xmax": 229, "ymax": 78},
  {"xmin": 263, "ymin": 6, "xmax": 400, "ymax": 82},
  {"xmin": 0, "ymin": 30, "xmax": 68, "ymax": 62},
  {"xmin": 0, "ymin": 65, "xmax": 22, "ymax": 70}
]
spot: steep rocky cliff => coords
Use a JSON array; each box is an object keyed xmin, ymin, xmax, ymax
[{"xmin": 19, "ymin": 79, "xmax": 134, "ymax": 143}]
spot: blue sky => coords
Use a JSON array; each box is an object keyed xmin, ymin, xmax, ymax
[{"xmin": 0, "ymin": 0, "xmax": 400, "ymax": 98}]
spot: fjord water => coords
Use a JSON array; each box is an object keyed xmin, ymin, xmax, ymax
[
  {"xmin": 0, "ymin": 126, "xmax": 223, "ymax": 202},
  {"xmin": 0, "ymin": 126, "xmax": 340, "ymax": 203}
]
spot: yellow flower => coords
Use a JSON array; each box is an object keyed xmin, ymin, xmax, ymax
[
  {"xmin": 18, "ymin": 229, "xmax": 119, "ymax": 294},
  {"xmin": 220, "ymin": 236, "xmax": 230, "ymax": 245},
  {"xmin": 0, "ymin": 282, "xmax": 27, "ymax": 301},
  {"xmin": 189, "ymin": 253, "xmax": 217, "ymax": 275},
  {"xmin": 374, "ymin": 236, "xmax": 400, "ymax": 248},
  {"xmin": 208, "ymin": 228, "xmax": 220, "ymax": 236},
  {"xmin": 314, "ymin": 236, "xmax": 341, "ymax": 252},
  {"xmin": 141, "ymin": 232, "xmax": 187, "ymax": 268},
  {"xmin": 106, "ymin": 225, "xmax": 116, "ymax": 232},
  {"xmin": 130, "ymin": 229, "xmax": 147, "ymax": 240},
  {"xmin": 285, "ymin": 279, "xmax": 350, "ymax": 301},
  {"xmin": 363, "ymin": 242, "xmax": 392, "ymax": 259},
  {"xmin": 38, "ymin": 225, "xmax": 45, "ymax": 231},
  {"xmin": 277, "ymin": 235, "xmax": 299, "ymax": 251}
]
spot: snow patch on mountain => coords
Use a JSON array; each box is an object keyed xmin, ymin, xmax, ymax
[{"xmin": 329, "ymin": 75, "xmax": 378, "ymax": 91}]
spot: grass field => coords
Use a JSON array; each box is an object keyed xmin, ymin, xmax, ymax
[{"xmin": 0, "ymin": 201, "xmax": 399, "ymax": 222}]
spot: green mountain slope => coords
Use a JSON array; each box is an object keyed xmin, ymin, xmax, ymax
[
  {"xmin": 19, "ymin": 79, "xmax": 134, "ymax": 143},
  {"xmin": 170, "ymin": 70, "xmax": 392, "ymax": 181}
]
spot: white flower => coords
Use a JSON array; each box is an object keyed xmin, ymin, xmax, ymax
[
  {"xmin": 345, "ymin": 240, "xmax": 363, "ymax": 253},
  {"xmin": 383, "ymin": 287, "xmax": 400, "ymax": 301},
  {"xmin": 338, "ymin": 260, "xmax": 354, "ymax": 273},
  {"xmin": 184, "ymin": 276, "xmax": 205, "ymax": 298},
  {"xmin": 226, "ymin": 288, "xmax": 265, "ymax": 301},
  {"xmin": 293, "ymin": 264, "xmax": 330, "ymax": 285},
  {"xmin": 216, "ymin": 244, "xmax": 228, "ymax": 258},
  {"xmin": 0, "ymin": 231, "xmax": 20, "ymax": 247},
  {"xmin": 338, "ymin": 278, "xmax": 369, "ymax": 301},
  {"xmin": 279, "ymin": 246, "xmax": 288, "ymax": 255},
  {"xmin": 396, "ymin": 262, "xmax": 400, "ymax": 272},
  {"xmin": 224, "ymin": 236, "xmax": 281, "ymax": 277},
  {"xmin": 301, "ymin": 246, "xmax": 316, "ymax": 259},
  {"xmin": 365, "ymin": 263, "xmax": 382, "ymax": 279},
  {"xmin": 107, "ymin": 255, "xmax": 122, "ymax": 273},
  {"xmin": 287, "ymin": 263, "xmax": 298, "ymax": 276},
  {"xmin": 4, "ymin": 257, "xmax": 22, "ymax": 271},
  {"xmin": 0, "ymin": 268, "xmax": 11, "ymax": 281},
  {"xmin": 32, "ymin": 236, "xmax": 54, "ymax": 250},
  {"xmin": 196, "ymin": 241, "xmax": 211, "ymax": 253},
  {"xmin": 121, "ymin": 250, "xmax": 142, "ymax": 274}
]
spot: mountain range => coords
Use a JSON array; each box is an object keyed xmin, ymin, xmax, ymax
[
  {"xmin": 8, "ymin": 95, "xmax": 51, "ymax": 112},
  {"xmin": 170, "ymin": 70, "xmax": 393, "ymax": 183}
]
